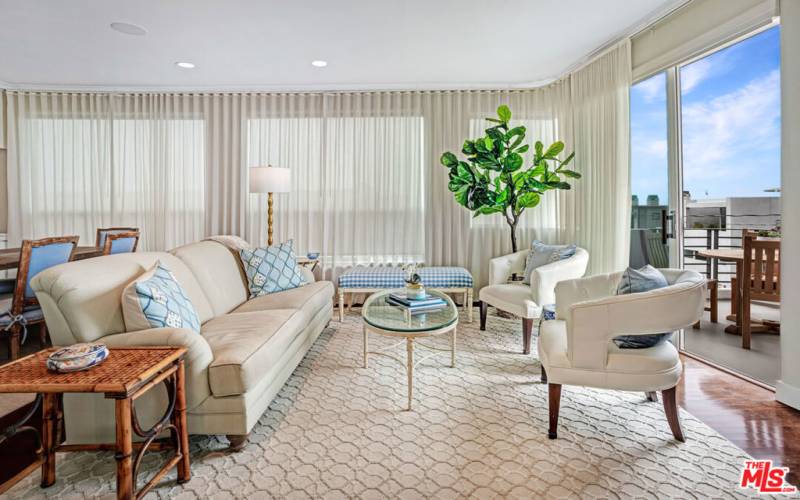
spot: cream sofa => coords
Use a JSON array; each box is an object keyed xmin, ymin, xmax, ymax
[{"xmin": 31, "ymin": 240, "xmax": 334, "ymax": 449}]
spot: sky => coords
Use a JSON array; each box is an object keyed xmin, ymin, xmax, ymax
[{"xmin": 630, "ymin": 26, "xmax": 781, "ymax": 204}]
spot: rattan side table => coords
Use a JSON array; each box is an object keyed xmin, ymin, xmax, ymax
[{"xmin": 0, "ymin": 346, "xmax": 190, "ymax": 499}]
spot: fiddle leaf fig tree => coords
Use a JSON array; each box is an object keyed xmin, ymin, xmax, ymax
[{"xmin": 440, "ymin": 105, "xmax": 580, "ymax": 253}]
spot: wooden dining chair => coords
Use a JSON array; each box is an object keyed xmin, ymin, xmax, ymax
[
  {"xmin": 0, "ymin": 236, "xmax": 79, "ymax": 359},
  {"xmin": 731, "ymin": 230, "xmax": 780, "ymax": 348},
  {"xmin": 96, "ymin": 227, "xmax": 139, "ymax": 250},
  {"xmin": 101, "ymin": 230, "xmax": 140, "ymax": 255}
]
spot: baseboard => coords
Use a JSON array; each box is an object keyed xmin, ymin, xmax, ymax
[{"xmin": 775, "ymin": 381, "xmax": 800, "ymax": 410}]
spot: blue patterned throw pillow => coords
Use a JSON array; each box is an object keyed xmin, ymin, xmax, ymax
[
  {"xmin": 522, "ymin": 241, "xmax": 577, "ymax": 285},
  {"xmin": 240, "ymin": 240, "xmax": 305, "ymax": 297},
  {"xmin": 122, "ymin": 261, "xmax": 201, "ymax": 333},
  {"xmin": 613, "ymin": 265, "xmax": 671, "ymax": 349}
]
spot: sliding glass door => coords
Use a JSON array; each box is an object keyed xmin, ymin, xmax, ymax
[{"xmin": 631, "ymin": 24, "xmax": 782, "ymax": 385}]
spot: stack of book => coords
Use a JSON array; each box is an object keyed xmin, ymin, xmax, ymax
[{"xmin": 386, "ymin": 292, "xmax": 447, "ymax": 315}]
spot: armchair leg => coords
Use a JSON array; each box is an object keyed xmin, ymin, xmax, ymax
[
  {"xmin": 662, "ymin": 386, "xmax": 685, "ymax": 442},
  {"xmin": 479, "ymin": 301, "xmax": 488, "ymax": 331},
  {"xmin": 645, "ymin": 391, "xmax": 658, "ymax": 402},
  {"xmin": 522, "ymin": 318, "xmax": 533, "ymax": 355},
  {"xmin": 39, "ymin": 323, "xmax": 49, "ymax": 348},
  {"xmin": 548, "ymin": 383, "xmax": 561, "ymax": 439},
  {"xmin": 540, "ymin": 366, "xmax": 547, "ymax": 384}
]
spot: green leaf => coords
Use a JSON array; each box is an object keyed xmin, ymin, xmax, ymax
[
  {"xmin": 535, "ymin": 141, "xmax": 543, "ymax": 158},
  {"xmin": 515, "ymin": 144, "xmax": 529, "ymax": 154},
  {"xmin": 477, "ymin": 205, "xmax": 505, "ymax": 216},
  {"xmin": 486, "ymin": 127, "xmax": 505, "ymax": 145},
  {"xmin": 441, "ymin": 152, "xmax": 458, "ymax": 167},
  {"xmin": 560, "ymin": 151, "xmax": 575, "ymax": 166},
  {"xmin": 454, "ymin": 185, "xmax": 470, "ymax": 206},
  {"xmin": 544, "ymin": 141, "xmax": 564, "ymax": 158},
  {"xmin": 526, "ymin": 179, "xmax": 549, "ymax": 191},
  {"xmin": 484, "ymin": 137, "xmax": 494, "ymax": 151},
  {"xmin": 462, "ymin": 140, "xmax": 476, "ymax": 155},
  {"xmin": 448, "ymin": 178, "xmax": 467, "ymax": 192},
  {"xmin": 545, "ymin": 171, "xmax": 560, "ymax": 183},
  {"xmin": 476, "ymin": 153, "xmax": 502, "ymax": 170},
  {"xmin": 456, "ymin": 161, "xmax": 473, "ymax": 179},
  {"xmin": 530, "ymin": 163, "xmax": 546, "ymax": 176},
  {"xmin": 497, "ymin": 105, "xmax": 512, "ymax": 123},
  {"xmin": 485, "ymin": 118, "xmax": 504, "ymax": 124},
  {"xmin": 561, "ymin": 169, "xmax": 582, "ymax": 179},
  {"xmin": 547, "ymin": 181, "xmax": 571, "ymax": 190},
  {"xmin": 503, "ymin": 153, "xmax": 524, "ymax": 172},
  {"xmin": 475, "ymin": 139, "xmax": 488, "ymax": 153},
  {"xmin": 516, "ymin": 192, "xmax": 541, "ymax": 209}
]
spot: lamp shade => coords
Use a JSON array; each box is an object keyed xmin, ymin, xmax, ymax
[{"xmin": 249, "ymin": 165, "xmax": 291, "ymax": 193}]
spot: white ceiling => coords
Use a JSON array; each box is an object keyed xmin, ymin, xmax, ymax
[{"xmin": 0, "ymin": 0, "xmax": 677, "ymax": 91}]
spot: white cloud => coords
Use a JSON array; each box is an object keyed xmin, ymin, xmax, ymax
[
  {"xmin": 633, "ymin": 138, "xmax": 667, "ymax": 159},
  {"xmin": 681, "ymin": 70, "xmax": 780, "ymax": 186},
  {"xmin": 633, "ymin": 73, "xmax": 665, "ymax": 102},
  {"xmin": 680, "ymin": 58, "xmax": 713, "ymax": 95}
]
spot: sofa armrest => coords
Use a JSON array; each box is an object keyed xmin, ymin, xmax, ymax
[
  {"xmin": 299, "ymin": 266, "xmax": 315, "ymax": 284},
  {"xmin": 529, "ymin": 248, "xmax": 589, "ymax": 305},
  {"xmin": 102, "ymin": 327, "xmax": 214, "ymax": 409},
  {"xmin": 488, "ymin": 250, "xmax": 529, "ymax": 286}
]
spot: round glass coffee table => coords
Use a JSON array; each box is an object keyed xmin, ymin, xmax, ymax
[{"xmin": 361, "ymin": 289, "xmax": 459, "ymax": 410}]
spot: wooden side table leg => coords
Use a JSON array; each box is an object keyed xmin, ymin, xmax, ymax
[
  {"xmin": 173, "ymin": 360, "xmax": 191, "ymax": 484},
  {"xmin": 115, "ymin": 398, "xmax": 134, "ymax": 500},
  {"xmin": 41, "ymin": 393, "xmax": 59, "ymax": 488}
]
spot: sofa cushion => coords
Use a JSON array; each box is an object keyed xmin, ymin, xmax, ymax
[
  {"xmin": 171, "ymin": 240, "xmax": 249, "ymax": 317},
  {"xmin": 202, "ymin": 309, "xmax": 307, "ymax": 397},
  {"xmin": 122, "ymin": 261, "xmax": 202, "ymax": 333},
  {"xmin": 240, "ymin": 241, "xmax": 305, "ymax": 297},
  {"xmin": 233, "ymin": 280, "xmax": 333, "ymax": 318}
]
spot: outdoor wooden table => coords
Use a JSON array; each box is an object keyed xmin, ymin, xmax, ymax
[
  {"xmin": 0, "ymin": 346, "xmax": 190, "ymax": 499},
  {"xmin": 0, "ymin": 246, "xmax": 103, "ymax": 271},
  {"xmin": 696, "ymin": 248, "xmax": 769, "ymax": 346}
]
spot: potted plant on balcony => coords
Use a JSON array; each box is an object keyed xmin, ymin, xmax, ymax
[{"xmin": 440, "ymin": 105, "xmax": 580, "ymax": 252}]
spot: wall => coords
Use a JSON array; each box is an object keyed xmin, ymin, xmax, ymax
[{"xmin": 775, "ymin": 0, "xmax": 800, "ymax": 410}]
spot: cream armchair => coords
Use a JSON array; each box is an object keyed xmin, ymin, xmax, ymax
[
  {"xmin": 538, "ymin": 269, "xmax": 705, "ymax": 442},
  {"xmin": 479, "ymin": 247, "xmax": 589, "ymax": 354}
]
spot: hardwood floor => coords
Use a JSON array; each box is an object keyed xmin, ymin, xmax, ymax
[{"xmin": 678, "ymin": 355, "xmax": 800, "ymax": 485}]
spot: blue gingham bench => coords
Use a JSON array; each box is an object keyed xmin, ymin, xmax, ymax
[{"xmin": 337, "ymin": 266, "xmax": 474, "ymax": 322}]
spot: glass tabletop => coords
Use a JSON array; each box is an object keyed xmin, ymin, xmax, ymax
[{"xmin": 362, "ymin": 289, "xmax": 458, "ymax": 333}]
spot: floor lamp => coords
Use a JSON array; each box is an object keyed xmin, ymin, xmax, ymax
[{"xmin": 249, "ymin": 165, "xmax": 291, "ymax": 246}]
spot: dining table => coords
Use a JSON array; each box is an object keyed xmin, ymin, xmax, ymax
[
  {"xmin": 0, "ymin": 246, "xmax": 103, "ymax": 271},
  {"xmin": 695, "ymin": 248, "xmax": 769, "ymax": 348}
]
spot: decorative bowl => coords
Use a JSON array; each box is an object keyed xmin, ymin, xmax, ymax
[
  {"xmin": 47, "ymin": 343, "xmax": 109, "ymax": 373},
  {"xmin": 306, "ymin": 252, "xmax": 320, "ymax": 260}
]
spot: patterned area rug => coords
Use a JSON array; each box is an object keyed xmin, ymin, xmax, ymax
[{"xmin": 9, "ymin": 309, "xmax": 768, "ymax": 499}]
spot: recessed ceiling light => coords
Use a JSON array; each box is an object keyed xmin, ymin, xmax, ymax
[
  {"xmin": 110, "ymin": 22, "xmax": 147, "ymax": 36},
  {"xmin": 175, "ymin": 62, "xmax": 196, "ymax": 69},
  {"xmin": 311, "ymin": 60, "xmax": 328, "ymax": 68}
]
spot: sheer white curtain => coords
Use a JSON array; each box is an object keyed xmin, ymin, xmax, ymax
[
  {"xmin": 5, "ymin": 43, "xmax": 630, "ymax": 287},
  {"xmin": 6, "ymin": 92, "xmax": 205, "ymax": 250}
]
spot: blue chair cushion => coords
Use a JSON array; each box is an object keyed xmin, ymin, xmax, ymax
[
  {"xmin": 613, "ymin": 265, "xmax": 672, "ymax": 349},
  {"xmin": 522, "ymin": 241, "xmax": 577, "ymax": 285},
  {"xmin": 25, "ymin": 243, "xmax": 74, "ymax": 298},
  {"xmin": 121, "ymin": 261, "xmax": 201, "ymax": 333},
  {"xmin": 109, "ymin": 237, "xmax": 137, "ymax": 254},
  {"xmin": 240, "ymin": 240, "xmax": 305, "ymax": 297}
]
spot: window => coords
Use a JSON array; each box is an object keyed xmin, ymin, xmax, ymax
[{"xmin": 247, "ymin": 114, "xmax": 425, "ymax": 265}]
